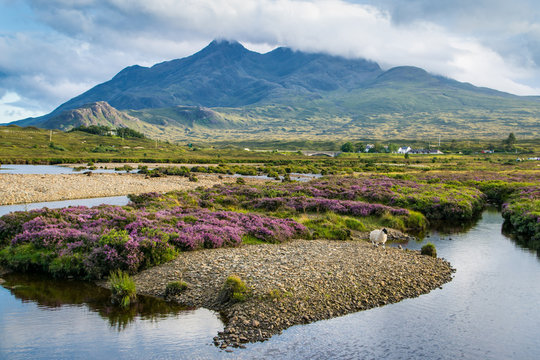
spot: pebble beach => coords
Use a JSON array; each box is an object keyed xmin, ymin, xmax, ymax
[
  {"xmin": 0, "ymin": 173, "xmax": 262, "ymax": 205},
  {"xmin": 133, "ymin": 239, "xmax": 454, "ymax": 349}
]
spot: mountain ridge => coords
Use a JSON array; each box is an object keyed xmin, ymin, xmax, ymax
[{"xmin": 11, "ymin": 39, "xmax": 540, "ymax": 140}]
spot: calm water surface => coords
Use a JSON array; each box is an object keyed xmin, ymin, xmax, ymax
[
  {"xmin": 0, "ymin": 196, "xmax": 130, "ymax": 217},
  {"xmin": 0, "ymin": 164, "xmax": 130, "ymax": 175},
  {"xmin": 1, "ymin": 209, "xmax": 539, "ymax": 359},
  {"xmin": 0, "ymin": 274, "xmax": 223, "ymax": 360}
]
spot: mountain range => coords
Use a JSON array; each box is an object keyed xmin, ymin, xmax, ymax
[{"xmin": 12, "ymin": 40, "xmax": 540, "ymax": 140}]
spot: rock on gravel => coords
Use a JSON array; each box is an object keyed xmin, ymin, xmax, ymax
[{"xmin": 133, "ymin": 239, "xmax": 454, "ymax": 349}]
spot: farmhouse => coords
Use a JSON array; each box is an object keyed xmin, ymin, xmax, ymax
[{"xmin": 397, "ymin": 146, "xmax": 411, "ymax": 154}]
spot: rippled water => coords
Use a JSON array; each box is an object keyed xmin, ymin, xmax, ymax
[{"xmin": 1, "ymin": 209, "xmax": 539, "ymax": 359}]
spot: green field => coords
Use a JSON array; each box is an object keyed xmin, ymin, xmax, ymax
[{"xmin": 1, "ymin": 125, "xmax": 539, "ymax": 165}]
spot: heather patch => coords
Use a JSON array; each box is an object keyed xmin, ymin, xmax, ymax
[
  {"xmin": 501, "ymin": 185, "xmax": 540, "ymax": 249},
  {"xmin": 412, "ymin": 171, "xmax": 540, "ymax": 246},
  {"xmin": 0, "ymin": 205, "xmax": 308, "ymax": 279},
  {"xmin": 189, "ymin": 176, "xmax": 485, "ymax": 221}
]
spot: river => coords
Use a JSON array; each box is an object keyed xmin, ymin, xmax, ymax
[
  {"xmin": 0, "ymin": 164, "xmax": 129, "ymax": 175},
  {"xmin": 1, "ymin": 208, "xmax": 539, "ymax": 359}
]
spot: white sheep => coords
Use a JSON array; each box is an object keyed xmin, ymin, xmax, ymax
[{"xmin": 370, "ymin": 228, "xmax": 388, "ymax": 248}]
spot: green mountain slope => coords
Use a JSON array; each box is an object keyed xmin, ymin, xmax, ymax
[{"xmin": 13, "ymin": 40, "xmax": 540, "ymax": 140}]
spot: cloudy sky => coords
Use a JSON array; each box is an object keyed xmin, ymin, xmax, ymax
[{"xmin": 2, "ymin": 0, "xmax": 540, "ymax": 123}]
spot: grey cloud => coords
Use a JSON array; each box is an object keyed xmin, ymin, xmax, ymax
[
  {"xmin": 2, "ymin": 0, "xmax": 540, "ymax": 123},
  {"xmin": 355, "ymin": 0, "xmax": 540, "ymax": 68}
]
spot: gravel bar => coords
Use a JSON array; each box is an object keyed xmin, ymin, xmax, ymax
[
  {"xmin": 133, "ymin": 239, "xmax": 454, "ymax": 349},
  {"xmin": 0, "ymin": 173, "xmax": 266, "ymax": 205}
]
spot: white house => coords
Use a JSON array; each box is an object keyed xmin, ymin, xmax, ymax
[
  {"xmin": 397, "ymin": 146, "xmax": 411, "ymax": 154},
  {"xmin": 364, "ymin": 144, "xmax": 375, "ymax": 152}
]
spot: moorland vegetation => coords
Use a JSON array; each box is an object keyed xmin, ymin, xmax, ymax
[{"xmin": 0, "ymin": 126, "xmax": 539, "ymax": 277}]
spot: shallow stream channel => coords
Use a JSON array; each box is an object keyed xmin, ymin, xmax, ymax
[{"xmin": 1, "ymin": 204, "xmax": 539, "ymax": 358}]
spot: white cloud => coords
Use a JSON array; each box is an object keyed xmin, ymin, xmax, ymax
[
  {"xmin": 0, "ymin": 92, "xmax": 44, "ymax": 122},
  {"xmin": 1, "ymin": 0, "xmax": 540, "ymax": 123}
]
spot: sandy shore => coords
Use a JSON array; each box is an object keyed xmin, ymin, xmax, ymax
[
  {"xmin": 0, "ymin": 173, "xmax": 266, "ymax": 205},
  {"xmin": 133, "ymin": 239, "xmax": 454, "ymax": 349}
]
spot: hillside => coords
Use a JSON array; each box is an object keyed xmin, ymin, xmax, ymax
[
  {"xmin": 13, "ymin": 40, "xmax": 540, "ymax": 140},
  {"xmin": 0, "ymin": 125, "xmax": 187, "ymax": 163}
]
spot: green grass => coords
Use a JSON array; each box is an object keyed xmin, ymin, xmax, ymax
[
  {"xmin": 220, "ymin": 275, "xmax": 250, "ymax": 303},
  {"xmin": 297, "ymin": 213, "xmax": 406, "ymax": 240},
  {"xmin": 165, "ymin": 280, "xmax": 188, "ymax": 296},
  {"xmin": 421, "ymin": 243, "xmax": 437, "ymax": 257},
  {"xmin": 242, "ymin": 234, "xmax": 267, "ymax": 245},
  {"xmin": 109, "ymin": 270, "xmax": 137, "ymax": 307},
  {"xmin": 1, "ymin": 125, "xmax": 539, "ymax": 166}
]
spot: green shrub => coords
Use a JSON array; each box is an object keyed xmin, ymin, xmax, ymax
[
  {"xmin": 421, "ymin": 243, "xmax": 437, "ymax": 257},
  {"xmin": 181, "ymin": 215, "xmax": 198, "ymax": 224},
  {"xmin": 381, "ymin": 213, "xmax": 406, "ymax": 231},
  {"xmin": 241, "ymin": 234, "xmax": 266, "ymax": 245},
  {"xmin": 267, "ymin": 170, "xmax": 279, "ymax": 179},
  {"xmin": 0, "ymin": 244, "xmax": 53, "ymax": 272},
  {"xmin": 48, "ymin": 142, "xmax": 66, "ymax": 151},
  {"xmin": 99, "ymin": 229, "xmax": 131, "ymax": 247},
  {"xmin": 344, "ymin": 218, "xmax": 367, "ymax": 231},
  {"xmin": 109, "ymin": 270, "xmax": 137, "ymax": 307},
  {"xmin": 138, "ymin": 239, "xmax": 177, "ymax": 269},
  {"xmin": 236, "ymin": 177, "xmax": 246, "ymax": 184},
  {"xmin": 300, "ymin": 213, "xmax": 363, "ymax": 240},
  {"xmin": 405, "ymin": 211, "xmax": 428, "ymax": 230},
  {"xmin": 165, "ymin": 280, "xmax": 188, "ymax": 296},
  {"xmin": 302, "ymin": 217, "xmax": 351, "ymax": 240},
  {"xmin": 49, "ymin": 254, "xmax": 84, "ymax": 278},
  {"xmin": 115, "ymin": 165, "xmax": 134, "ymax": 172},
  {"xmin": 219, "ymin": 275, "xmax": 249, "ymax": 303}
]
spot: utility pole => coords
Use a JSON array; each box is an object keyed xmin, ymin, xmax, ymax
[
  {"xmin": 49, "ymin": 130, "xmax": 52, "ymax": 142},
  {"xmin": 438, "ymin": 134, "xmax": 441, "ymax": 147}
]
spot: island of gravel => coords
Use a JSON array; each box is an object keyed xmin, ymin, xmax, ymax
[{"xmin": 133, "ymin": 238, "xmax": 454, "ymax": 349}]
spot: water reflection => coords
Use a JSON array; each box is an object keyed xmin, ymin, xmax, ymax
[
  {"xmin": 0, "ymin": 196, "xmax": 130, "ymax": 217},
  {"xmin": 427, "ymin": 212, "xmax": 483, "ymax": 235},
  {"xmin": 0, "ymin": 273, "xmax": 224, "ymax": 360},
  {"xmin": 502, "ymin": 221, "xmax": 540, "ymax": 256},
  {"xmin": 1, "ymin": 273, "xmax": 187, "ymax": 331}
]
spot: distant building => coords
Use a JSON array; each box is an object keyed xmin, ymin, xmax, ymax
[
  {"xmin": 409, "ymin": 149, "xmax": 443, "ymax": 155},
  {"xmin": 481, "ymin": 150, "xmax": 494, "ymax": 154},
  {"xmin": 364, "ymin": 144, "xmax": 374, "ymax": 152},
  {"xmin": 397, "ymin": 146, "xmax": 411, "ymax": 154}
]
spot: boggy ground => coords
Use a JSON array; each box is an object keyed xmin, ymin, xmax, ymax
[{"xmin": 133, "ymin": 238, "xmax": 454, "ymax": 349}]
